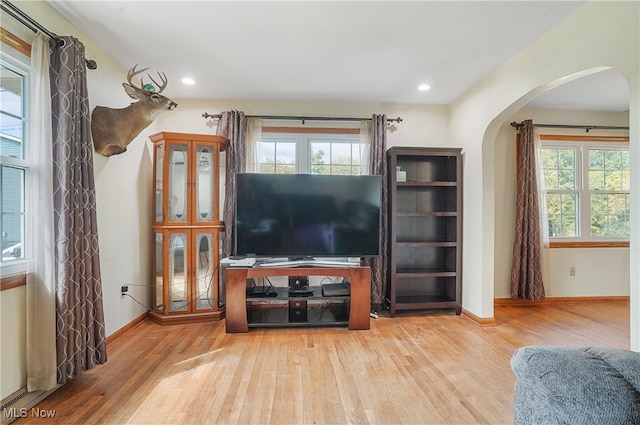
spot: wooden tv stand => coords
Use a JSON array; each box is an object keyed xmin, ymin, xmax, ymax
[{"xmin": 225, "ymin": 265, "xmax": 371, "ymax": 333}]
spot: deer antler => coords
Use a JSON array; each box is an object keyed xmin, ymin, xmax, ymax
[
  {"xmin": 127, "ymin": 64, "xmax": 150, "ymax": 89},
  {"xmin": 147, "ymin": 71, "xmax": 168, "ymax": 94}
]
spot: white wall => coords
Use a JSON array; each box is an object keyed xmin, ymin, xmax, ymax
[
  {"xmin": 0, "ymin": 286, "xmax": 26, "ymax": 400},
  {"xmin": 449, "ymin": 1, "xmax": 639, "ymax": 348},
  {"xmin": 494, "ymin": 107, "xmax": 631, "ymax": 299},
  {"xmin": 156, "ymin": 98, "xmax": 450, "ymax": 150}
]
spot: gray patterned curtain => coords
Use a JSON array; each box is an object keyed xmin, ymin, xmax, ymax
[
  {"xmin": 364, "ymin": 114, "xmax": 389, "ymax": 306},
  {"xmin": 510, "ymin": 120, "xmax": 545, "ymax": 300},
  {"xmin": 216, "ymin": 110, "xmax": 246, "ymax": 257},
  {"xmin": 50, "ymin": 36, "xmax": 107, "ymax": 385}
]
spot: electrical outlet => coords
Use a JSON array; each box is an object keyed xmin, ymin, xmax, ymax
[
  {"xmin": 121, "ymin": 285, "xmax": 129, "ymax": 295},
  {"xmin": 569, "ymin": 267, "xmax": 576, "ymax": 277}
]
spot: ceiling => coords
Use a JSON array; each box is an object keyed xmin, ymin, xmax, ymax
[{"xmin": 45, "ymin": 1, "xmax": 630, "ymax": 112}]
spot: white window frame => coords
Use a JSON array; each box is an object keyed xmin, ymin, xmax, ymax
[
  {"xmin": 1, "ymin": 46, "xmax": 30, "ymax": 277},
  {"xmin": 258, "ymin": 131, "xmax": 363, "ymax": 175},
  {"xmin": 541, "ymin": 139, "xmax": 630, "ymax": 242}
]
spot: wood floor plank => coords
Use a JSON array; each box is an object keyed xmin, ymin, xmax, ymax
[{"xmin": 12, "ymin": 300, "xmax": 630, "ymax": 425}]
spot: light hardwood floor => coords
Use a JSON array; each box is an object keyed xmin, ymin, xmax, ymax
[{"xmin": 14, "ymin": 300, "xmax": 629, "ymax": 425}]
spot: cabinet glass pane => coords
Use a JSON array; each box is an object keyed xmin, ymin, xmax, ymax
[
  {"xmin": 196, "ymin": 146, "xmax": 215, "ymax": 222},
  {"xmin": 154, "ymin": 233, "xmax": 163, "ymax": 310},
  {"xmin": 219, "ymin": 151, "xmax": 226, "ymax": 220},
  {"xmin": 154, "ymin": 144, "xmax": 164, "ymax": 222},
  {"xmin": 168, "ymin": 145, "xmax": 188, "ymax": 221},
  {"xmin": 218, "ymin": 230, "xmax": 226, "ymax": 307},
  {"xmin": 169, "ymin": 232, "xmax": 188, "ymax": 311},
  {"xmin": 195, "ymin": 232, "xmax": 214, "ymax": 310}
]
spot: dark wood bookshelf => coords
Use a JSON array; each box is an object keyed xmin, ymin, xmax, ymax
[{"xmin": 386, "ymin": 146, "xmax": 463, "ymax": 316}]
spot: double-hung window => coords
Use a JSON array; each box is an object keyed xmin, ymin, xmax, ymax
[
  {"xmin": 258, "ymin": 131, "xmax": 363, "ymax": 175},
  {"xmin": 540, "ymin": 139, "xmax": 630, "ymax": 242},
  {"xmin": 1, "ymin": 50, "xmax": 29, "ymax": 277}
]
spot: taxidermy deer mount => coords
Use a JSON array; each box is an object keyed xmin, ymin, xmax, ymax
[{"xmin": 91, "ymin": 65, "xmax": 178, "ymax": 157}]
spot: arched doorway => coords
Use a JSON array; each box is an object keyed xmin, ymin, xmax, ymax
[{"xmin": 493, "ymin": 68, "xmax": 630, "ymax": 301}]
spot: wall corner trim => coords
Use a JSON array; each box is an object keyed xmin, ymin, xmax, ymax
[
  {"xmin": 461, "ymin": 309, "xmax": 497, "ymax": 327},
  {"xmin": 106, "ymin": 312, "xmax": 149, "ymax": 347}
]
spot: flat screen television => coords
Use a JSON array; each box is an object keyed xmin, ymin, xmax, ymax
[{"xmin": 234, "ymin": 173, "xmax": 382, "ymax": 258}]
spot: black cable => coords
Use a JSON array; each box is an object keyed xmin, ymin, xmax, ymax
[
  {"xmin": 122, "ymin": 262, "xmax": 220, "ymax": 312},
  {"xmin": 122, "ymin": 294, "xmax": 150, "ymax": 310},
  {"xmin": 172, "ymin": 262, "xmax": 219, "ymax": 311}
]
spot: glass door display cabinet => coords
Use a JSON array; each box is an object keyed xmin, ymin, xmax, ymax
[
  {"xmin": 386, "ymin": 146, "xmax": 462, "ymax": 317},
  {"xmin": 149, "ymin": 132, "xmax": 229, "ymax": 325}
]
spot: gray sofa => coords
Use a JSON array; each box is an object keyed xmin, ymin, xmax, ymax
[{"xmin": 510, "ymin": 346, "xmax": 640, "ymax": 424}]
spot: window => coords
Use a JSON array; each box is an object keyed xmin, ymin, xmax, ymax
[
  {"xmin": 258, "ymin": 138, "xmax": 297, "ymax": 174},
  {"xmin": 541, "ymin": 141, "xmax": 630, "ymax": 240},
  {"xmin": 1, "ymin": 48, "xmax": 29, "ymax": 276},
  {"xmin": 258, "ymin": 132, "xmax": 363, "ymax": 175},
  {"xmin": 309, "ymin": 139, "xmax": 362, "ymax": 175}
]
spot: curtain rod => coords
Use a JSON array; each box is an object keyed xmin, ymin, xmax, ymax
[
  {"xmin": 510, "ymin": 121, "xmax": 628, "ymax": 132},
  {"xmin": 0, "ymin": 0, "xmax": 97, "ymax": 70},
  {"xmin": 202, "ymin": 112, "xmax": 403, "ymax": 124}
]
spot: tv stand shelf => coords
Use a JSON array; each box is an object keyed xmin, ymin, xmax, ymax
[
  {"xmin": 247, "ymin": 286, "xmax": 351, "ymax": 301},
  {"xmin": 225, "ymin": 265, "xmax": 371, "ymax": 332}
]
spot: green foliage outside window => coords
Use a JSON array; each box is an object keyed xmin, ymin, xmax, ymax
[
  {"xmin": 541, "ymin": 145, "xmax": 630, "ymax": 239},
  {"xmin": 310, "ymin": 142, "xmax": 361, "ymax": 175}
]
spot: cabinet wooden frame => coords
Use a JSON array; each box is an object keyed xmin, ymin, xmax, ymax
[
  {"xmin": 151, "ymin": 227, "xmax": 224, "ymax": 320},
  {"xmin": 149, "ymin": 132, "xmax": 229, "ymax": 325},
  {"xmin": 150, "ymin": 132, "xmax": 228, "ymax": 227}
]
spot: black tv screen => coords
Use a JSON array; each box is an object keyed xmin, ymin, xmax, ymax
[{"xmin": 235, "ymin": 173, "xmax": 382, "ymax": 258}]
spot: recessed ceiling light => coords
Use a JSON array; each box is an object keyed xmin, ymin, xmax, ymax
[
  {"xmin": 182, "ymin": 77, "xmax": 195, "ymax": 85},
  {"xmin": 418, "ymin": 84, "xmax": 431, "ymax": 91}
]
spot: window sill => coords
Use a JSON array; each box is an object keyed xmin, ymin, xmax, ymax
[
  {"xmin": 549, "ymin": 241, "xmax": 629, "ymax": 248},
  {"xmin": 0, "ymin": 273, "xmax": 26, "ymax": 291}
]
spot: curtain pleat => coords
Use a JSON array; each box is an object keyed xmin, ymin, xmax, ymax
[
  {"xmin": 216, "ymin": 110, "xmax": 247, "ymax": 256},
  {"xmin": 50, "ymin": 36, "xmax": 107, "ymax": 385},
  {"xmin": 26, "ymin": 32, "xmax": 57, "ymax": 392},
  {"xmin": 510, "ymin": 119, "xmax": 545, "ymax": 300},
  {"xmin": 245, "ymin": 118, "xmax": 262, "ymax": 173},
  {"xmin": 363, "ymin": 114, "xmax": 389, "ymax": 306}
]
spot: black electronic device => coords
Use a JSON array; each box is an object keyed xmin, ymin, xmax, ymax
[
  {"xmin": 288, "ymin": 288, "xmax": 314, "ymax": 297},
  {"xmin": 322, "ymin": 282, "xmax": 350, "ymax": 297},
  {"xmin": 234, "ymin": 173, "xmax": 382, "ymax": 258},
  {"xmin": 289, "ymin": 275, "xmax": 309, "ymax": 289},
  {"xmin": 247, "ymin": 290, "xmax": 278, "ymax": 298},
  {"xmin": 247, "ymin": 286, "xmax": 277, "ymax": 298}
]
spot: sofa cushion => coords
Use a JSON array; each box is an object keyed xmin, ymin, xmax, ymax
[{"xmin": 511, "ymin": 346, "xmax": 640, "ymax": 425}]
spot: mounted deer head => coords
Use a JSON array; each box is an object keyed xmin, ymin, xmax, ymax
[{"xmin": 91, "ymin": 65, "xmax": 178, "ymax": 156}]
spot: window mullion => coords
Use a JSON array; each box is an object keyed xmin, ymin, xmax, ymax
[{"xmin": 578, "ymin": 145, "xmax": 589, "ymax": 238}]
